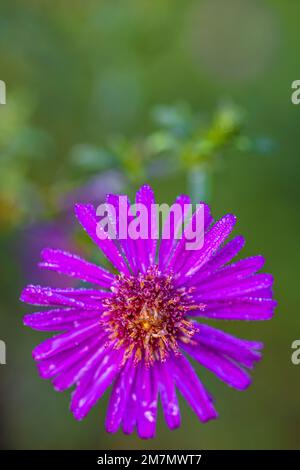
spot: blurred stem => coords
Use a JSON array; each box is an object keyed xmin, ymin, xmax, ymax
[{"xmin": 187, "ymin": 165, "xmax": 211, "ymax": 203}]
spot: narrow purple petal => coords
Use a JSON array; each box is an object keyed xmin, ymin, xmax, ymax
[
  {"xmin": 71, "ymin": 348, "xmax": 124, "ymax": 420},
  {"xmin": 23, "ymin": 308, "xmax": 101, "ymax": 331},
  {"xmin": 20, "ymin": 285, "xmax": 109, "ymax": 310},
  {"xmin": 75, "ymin": 203, "xmax": 130, "ymax": 275},
  {"xmin": 171, "ymin": 354, "xmax": 218, "ymax": 422},
  {"xmin": 253, "ymin": 287, "xmax": 273, "ymax": 298},
  {"xmin": 32, "ymin": 320, "xmax": 101, "ymax": 361},
  {"xmin": 201, "ymin": 235, "xmax": 245, "ymax": 272},
  {"xmin": 194, "ymin": 274, "xmax": 274, "ymax": 301},
  {"xmin": 37, "ymin": 335, "xmax": 102, "ymax": 379},
  {"xmin": 176, "ymin": 214, "xmax": 237, "ymax": 284},
  {"xmin": 167, "ymin": 203, "xmax": 208, "ymax": 273},
  {"xmin": 156, "ymin": 361, "xmax": 181, "ymax": 430},
  {"xmin": 122, "ymin": 362, "xmax": 141, "ymax": 435},
  {"xmin": 106, "ymin": 194, "xmax": 138, "ymax": 274},
  {"xmin": 21, "ymin": 285, "xmax": 87, "ymax": 309},
  {"xmin": 39, "ymin": 248, "xmax": 114, "ymax": 287},
  {"xmin": 134, "ymin": 185, "xmax": 157, "ymax": 273},
  {"xmin": 105, "ymin": 357, "xmax": 135, "ymax": 434},
  {"xmin": 181, "ymin": 342, "xmax": 252, "ymax": 390},
  {"xmin": 52, "ymin": 339, "xmax": 109, "ymax": 391},
  {"xmin": 184, "ymin": 235, "xmax": 245, "ymax": 287},
  {"xmin": 193, "ymin": 256, "xmax": 265, "ymax": 291},
  {"xmin": 136, "ymin": 362, "xmax": 158, "ymax": 439},
  {"xmin": 158, "ymin": 194, "xmax": 191, "ymax": 270},
  {"xmin": 191, "ymin": 323, "xmax": 262, "ymax": 368},
  {"xmin": 192, "ymin": 296, "xmax": 276, "ymax": 320},
  {"xmin": 40, "ymin": 287, "xmax": 110, "ymax": 305}
]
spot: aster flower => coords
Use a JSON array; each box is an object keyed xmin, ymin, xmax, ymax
[{"xmin": 20, "ymin": 185, "xmax": 276, "ymax": 439}]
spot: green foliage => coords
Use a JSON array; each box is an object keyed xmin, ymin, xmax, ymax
[{"xmin": 0, "ymin": 97, "xmax": 272, "ymax": 226}]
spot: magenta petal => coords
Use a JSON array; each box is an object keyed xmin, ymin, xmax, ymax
[
  {"xmin": 39, "ymin": 287, "xmax": 110, "ymax": 306},
  {"xmin": 205, "ymin": 235, "xmax": 245, "ymax": 270},
  {"xmin": 181, "ymin": 342, "xmax": 251, "ymax": 390},
  {"xmin": 39, "ymin": 248, "xmax": 114, "ymax": 287},
  {"xmin": 52, "ymin": 339, "xmax": 109, "ymax": 391},
  {"xmin": 37, "ymin": 335, "xmax": 102, "ymax": 379},
  {"xmin": 136, "ymin": 362, "xmax": 158, "ymax": 439},
  {"xmin": 20, "ymin": 285, "xmax": 109, "ymax": 310},
  {"xmin": 105, "ymin": 357, "xmax": 135, "ymax": 434},
  {"xmin": 106, "ymin": 194, "xmax": 138, "ymax": 274},
  {"xmin": 191, "ymin": 323, "xmax": 262, "ymax": 368},
  {"xmin": 194, "ymin": 296, "xmax": 276, "ymax": 320},
  {"xmin": 198, "ymin": 234, "xmax": 245, "ymax": 271},
  {"xmin": 71, "ymin": 348, "xmax": 124, "ymax": 420},
  {"xmin": 171, "ymin": 355, "xmax": 218, "ymax": 422},
  {"xmin": 158, "ymin": 194, "xmax": 191, "ymax": 270},
  {"xmin": 21, "ymin": 285, "xmax": 88, "ymax": 309},
  {"xmin": 176, "ymin": 214, "xmax": 237, "ymax": 283},
  {"xmin": 184, "ymin": 235, "xmax": 245, "ymax": 287},
  {"xmin": 134, "ymin": 185, "xmax": 157, "ymax": 273},
  {"xmin": 167, "ymin": 203, "xmax": 208, "ymax": 273},
  {"xmin": 194, "ymin": 274, "xmax": 274, "ymax": 301},
  {"xmin": 75, "ymin": 203, "xmax": 130, "ymax": 275},
  {"xmin": 32, "ymin": 321, "xmax": 101, "ymax": 360},
  {"xmin": 122, "ymin": 362, "xmax": 141, "ymax": 435},
  {"xmin": 193, "ymin": 256, "xmax": 265, "ymax": 291},
  {"xmin": 156, "ymin": 361, "xmax": 181, "ymax": 430},
  {"xmin": 23, "ymin": 308, "xmax": 100, "ymax": 331}
]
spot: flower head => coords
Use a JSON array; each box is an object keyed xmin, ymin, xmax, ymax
[
  {"xmin": 21, "ymin": 185, "xmax": 276, "ymax": 438},
  {"xmin": 103, "ymin": 266, "xmax": 203, "ymax": 366}
]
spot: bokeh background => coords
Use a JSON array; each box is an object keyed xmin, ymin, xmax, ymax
[{"xmin": 0, "ymin": 0, "xmax": 299, "ymax": 450}]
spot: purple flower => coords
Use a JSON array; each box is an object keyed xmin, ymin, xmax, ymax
[{"xmin": 20, "ymin": 185, "xmax": 276, "ymax": 439}]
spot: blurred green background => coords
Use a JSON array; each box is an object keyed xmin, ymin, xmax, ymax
[{"xmin": 0, "ymin": 0, "xmax": 299, "ymax": 450}]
